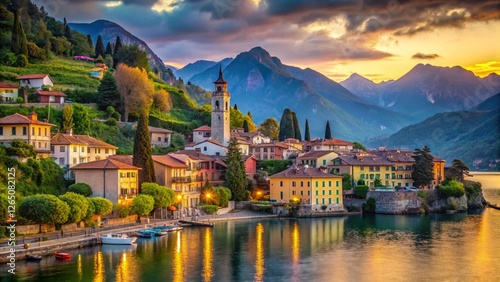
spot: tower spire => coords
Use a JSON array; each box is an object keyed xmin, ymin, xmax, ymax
[{"xmin": 214, "ymin": 64, "xmax": 228, "ymax": 84}]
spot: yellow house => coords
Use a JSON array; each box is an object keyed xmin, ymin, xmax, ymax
[
  {"xmin": 71, "ymin": 159, "xmax": 140, "ymax": 204},
  {"xmin": 331, "ymin": 155, "xmax": 394, "ymax": 188},
  {"xmin": 269, "ymin": 164, "xmax": 343, "ymax": 209},
  {"xmin": 0, "ymin": 82, "xmax": 19, "ymax": 103},
  {"xmin": 297, "ymin": 150, "xmax": 339, "ymax": 168},
  {"xmin": 0, "ymin": 112, "xmax": 54, "ymax": 157}
]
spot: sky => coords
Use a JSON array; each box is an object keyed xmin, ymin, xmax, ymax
[{"xmin": 34, "ymin": 0, "xmax": 500, "ymax": 82}]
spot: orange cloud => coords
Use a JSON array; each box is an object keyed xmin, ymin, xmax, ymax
[{"xmin": 464, "ymin": 61, "xmax": 500, "ymax": 77}]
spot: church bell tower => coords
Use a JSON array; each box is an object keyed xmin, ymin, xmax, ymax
[{"xmin": 211, "ymin": 66, "xmax": 230, "ymax": 146}]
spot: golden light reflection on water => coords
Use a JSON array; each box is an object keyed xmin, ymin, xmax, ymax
[
  {"xmin": 93, "ymin": 251, "xmax": 104, "ymax": 282},
  {"xmin": 291, "ymin": 221, "xmax": 301, "ymax": 282},
  {"xmin": 116, "ymin": 251, "xmax": 139, "ymax": 282},
  {"xmin": 173, "ymin": 231, "xmax": 184, "ymax": 282},
  {"xmin": 255, "ymin": 223, "xmax": 265, "ymax": 282},
  {"xmin": 202, "ymin": 228, "xmax": 214, "ymax": 281},
  {"xmin": 77, "ymin": 254, "xmax": 82, "ymax": 281}
]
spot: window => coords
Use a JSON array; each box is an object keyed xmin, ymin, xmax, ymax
[
  {"xmin": 329, "ymin": 190, "xmax": 332, "ymax": 195},
  {"xmin": 72, "ymin": 157, "xmax": 76, "ymax": 164},
  {"xmin": 308, "ymin": 191, "xmax": 310, "ymax": 196},
  {"xmin": 308, "ymin": 182, "xmax": 310, "ymax": 187},
  {"xmin": 0, "ymin": 126, "xmax": 2, "ymax": 135},
  {"xmin": 158, "ymin": 137, "xmax": 161, "ymax": 141},
  {"xmin": 280, "ymin": 191, "xmax": 283, "ymax": 200},
  {"xmin": 323, "ymin": 160, "xmax": 326, "ymax": 165},
  {"xmin": 105, "ymin": 149, "xmax": 109, "ymax": 154},
  {"xmin": 280, "ymin": 181, "xmax": 283, "ymax": 187},
  {"xmin": 215, "ymin": 100, "xmax": 220, "ymax": 110},
  {"xmin": 45, "ymin": 128, "xmax": 47, "ymax": 136},
  {"xmin": 328, "ymin": 181, "xmax": 331, "ymax": 187},
  {"xmin": 322, "ymin": 190, "xmax": 325, "ymax": 195},
  {"xmin": 292, "ymin": 190, "xmax": 295, "ymax": 195},
  {"xmin": 300, "ymin": 181, "xmax": 303, "ymax": 187},
  {"xmin": 315, "ymin": 181, "xmax": 318, "ymax": 187},
  {"xmin": 80, "ymin": 147, "xmax": 84, "ymax": 152},
  {"xmin": 127, "ymin": 172, "xmax": 131, "ymax": 177},
  {"xmin": 369, "ymin": 166, "xmax": 374, "ymax": 172},
  {"xmin": 132, "ymin": 172, "xmax": 136, "ymax": 177},
  {"xmin": 32, "ymin": 127, "xmax": 34, "ymax": 135},
  {"xmin": 336, "ymin": 198, "xmax": 339, "ymax": 204},
  {"xmin": 316, "ymin": 190, "xmax": 318, "ymax": 195},
  {"xmin": 59, "ymin": 158, "xmax": 65, "ymax": 165},
  {"xmin": 329, "ymin": 198, "xmax": 332, "ymax": 204},
  {"xmin": 336, "ymin": 181, "xmax": 339, "ymax": 187},
  {"xmin": 322, "ymin": 181, "xmax": 325, "ymax": 187},
  {"xmin": 386, "ymin": 174, "xmax": 390, "ymax": 179},
  {"xmin": 73, "ymin": 147, "xmax": 77, "ymax": 152},
  {"xmin": 38, "ymin": 128, "xmax": 41, "ymax": 135},
  {"xmin": 87, "ymin": 148, "xmax": 90, "ymax": 153},
  {"xmin": 203, "ymin": 146, "xmax": 207, "ymax": 151},
  {"xmin": 316, "ymin": 199, "xmax": 319, "ymax": 204},
  {"xmin": 300, "ymin": 191, "xmax": 303, "ymax": 196},
  {"xmin": 23, "ymin": 127, "xmax": 27, "ymax": 135},
  {"xmin": 292, "ymin": 181, "xmax": 296, "ymax": 187},
  {"xmin": 38, "ymin": 142, "xmax": 41, "ymax": 148},
  {"xmin": 360, "ymin": 166, "xmax": 364, "ymax": 171},
  {"xmin": 11, "ymin": 127, "xmax": 16, "ymax": 135}
]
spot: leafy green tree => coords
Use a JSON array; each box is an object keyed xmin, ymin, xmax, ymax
[
  {"xmin": 438, "ymin": 179, "xmax": 465, "ymax": 198},
  {"xmin": 19, "ymin": 194, "xmax": 70, "ymax": 224},
  {"xmin": 132, "ymin": 194, "xmax": 155, "ymax": 216},
  {"xmin": 87, "ymin": 35, "xmax": 94, "ymax": 50},
  {"xmin": 97, "ymin": 71, "xmax": 120, "ymax": 111},
  {"xmin": 59, "ymin": 192, "xmax": 89, "ymax": 223},
  {"xmin": 62, "ymin": 104, "xmax": 74, "ymax": 133},
  {"xmin": 68, "ymin": 183, "xmax": 93, "ymax": 197},
  {"xmin": 341, "ymin": 173, "xmax": 353, "ymax": 190},
  {"xmin": 95, "ymin": 35, "xmax": 105, "ymax": 58},
  {"xmin": 278, "ymin": 108, "xmax": 295, "ymax": 141},
  {"xmin": 304, "ymin": 119, "xmax": 311, "ymax": 141},
  {"xmin": 225, "ymin": 138, "xmax": 246, "ymax": 201},
  {"xmin": 105, "ymin": 41, "xmax": 113, "ymax": 56},
  {"xmin": 83, "ymin": 198, "xmax": 95, "ymax": 221},
  {"xmin": 446, "ymin": 159, "xmax": 470, "ymax": 182},
  {"xmin": 72, "ymin": 104, "xmax": 91, "ymax": 134},
  {"xmin": 292, "ymin": 112, "xmax": 302, "ymax": 141},
  {"xmin": 352, "ymin": 142, "xmax": 366, "ymax": 151},
  {"xmin": 134, "ymin": 114, "xmax": 156, "ymax": 186},
  {"xmin": 214, "ymin": 186, "xmax": 232, "ymax": 208},
  {"xmin": 243, "ymin": 119, "xmax": 249, "ymax": 132},
  {"xmin": 354, "ymin": 185, "xmax": 369, "ymax": 198},
  {"xmin": 412, "ymin": 146, "xmax": 434, "ymax": 187},
  {"xmin": 259, "ymin": 118, "xmax": 279, "ymax": 140},
  {"xmin": 141, "ymin": 182, "xmax": 175, "ymax": 210},
  {"xmin": 0, "ymin": 194, "xmax": 9, "ymax": 223},
  {"xmin": 115, "ymin": 44, "xmax": 149, "ymax": 70},
  {"xmin": 325, "ymin": 120, "xmax": 332, "ymax": 139},
  {"xmin": 5, "ymin": 140, "xmax": 36, "ymax": 158},
  {"xmin": 230, "ymin": 106, "xmax": 244, "ymax": 129},
  {"xmin": 374, "ymin": 178, "xmax": 383, "ymax": 186},
  {"xmin": 91, "ymin": 197, "xmax": 113, "ymax": 216}
]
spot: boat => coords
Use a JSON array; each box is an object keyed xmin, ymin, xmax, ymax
[
  {"xmin": 100, "ymin": 233, "xmax": 137, "ymax": 245},
  {"xmin": 153, "ymin": 224, "xmax": 183, "ymax": 232},
  {"xmin": 150, "ymin": 228, "xmax": 168, "ymax": 236},
  {"xmin": 136, "ymin": 229, "xmax": 155, "ymax": 238},
  {"xmin": 54, "ymin": 252, "xmax": 71, "ymax": 259},
  {"xmin": 26, "ymin": 254, "xmax": 42, "ymax": 261},
  {"xmin": 179, "ymin": 220, "xmax": 214, "ymax": 227}
]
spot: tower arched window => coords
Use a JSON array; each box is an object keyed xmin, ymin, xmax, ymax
[
  {"xmin": 225, "ymin": 101, "xmax": 228, "ymax": 110},
  {"xmin": 215, "ymin": 100, "xmax": 220, "ymax": 110},
  {"xmin": 217, "ymin": 86, "xmax": 222, "ymax": 92}
]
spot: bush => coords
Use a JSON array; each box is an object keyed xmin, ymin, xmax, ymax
[
  {"xmin": 16, "ymin": 54, "xmax": 28, "ymax": 67},
  {"xmin": 59, "ymin": 192, "xmax": 89, "ymax": 223},
  {"xmin": 438, "ymin": 180, "xmax": 465, "ymax": 199},
  {"xmin": 84, "ymin": 198, "xmax": 95, "ymax": 221},
  {"xmin": 68, "ymin": 183, "xmax": 93, "ymax": 197},
  {"xmin": 131, "ymin": 194, "xmax": 155, "ymax": 216},
  {"xmin": 354, "ymin": 185, "xmax": 369, "ymax": 198},
  {"xmin": 214, "ymin": 186, "xmax": 231, "ymax": 207},
  {"xmin": 91, "ymin": 197, "xmax": 113, "ymax": 216},
  {"xmin": 346, "ymin": 205, "xmax": 361, "ymax": 212},
  {"xmin": 202, "ymin": 205, "xmax": 219, "ymax": 215},
  {"xmin": 19, "ymin": 194, "xmax": 70, "ymax": 224},
  {"xmin": 463, "ymin": 180, "xmax": 482, "ymax": 197},
  {"xmin": 114, "ymin": 204, "xmax": 131, "ymax": 218},
  {"xmin": 362, "ymin": 198, "xmax": 376, "ymax": 213},
  {"xmin": 357, "ymin": 179, "xmax": 365, "ymax": 185},
  {"xmin": 16, "ymin": 97, "xmax": 24, "ymax": 103},
  {"xmin": 417, "ymin": 190, "xmax": 428, "ymax": 199},
  {"xmin": 321, "ymin": 205, "xmax": 328, "ymax": 211}
]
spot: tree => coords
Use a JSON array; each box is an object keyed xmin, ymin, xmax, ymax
[
  {"xmin": 83, "ymin": 198, "xmax": 95, "ymax": 221},
  {"xmin": 5, "ymin": 140, "xmax": 36, "ymax": 158},
  {"xmin": 141, "ymin": 182, "xmax": 175, "ymax": 210},
  {"xmin": 374, "ymin": 178, "xmax": 382, "ymax": 187},
  {"xmin": 278, "ymin": 108, "xmax": 295, "ymax": 141},
  {"xmin": 105, "ymin": 42, "xmax": 113, "ymax": 56},
  {"xmin": 59, "ymin": 192, "xmax": 89, "ymax": 223},
  {"xmin": 304, "ymin": 119, "xmax": 311, "ymax": 141},
  {"xmin": 90, "ymin": 197, "xmax": 113, "ymax": 216},
  {"xmin": 291, "ymin": 112, "xmax": 302, "ymax": 141},
  {"xmin": 113, "ymin": 36, "xmax": 122, "ymax": 55},
  {"xmin": 152, "ymin": 88, "xmax": 172, "ymax": 112},
  {"xmin": 242, "ymin": 115, "xmax": 257, "ymax": 132},
  {"xmin": 225, "ymin": 138, "xmax": 246, "ymax": 201},
  {"xmin": 447, "ymin": 159, "xmax": 470, "ymax": 182},
  {"xmin": 72, "ymin": 104, "xmax": 91, "ymax": 134},
  {"xmin": 68, "ymin": 183, "xmax": 93, "ymax": 197},
  {"xmin": 64, "ymin": 24, "xmax": 72, "ymax": 39},
  {"xmin": 87, "ymin": 35, "xmax": 94, "ymax": 50},
  {"xmin": 19, "ymin": 194, "xmax": 70, "ymax": 224},
  {"xmin": 352, "ymin": 141, "xmax": 366, "ymax": 151},
  {"xmin": 95, "ymin": 35, "xmax": 105, "ymax": 58},
  {"xmin": 11, "ymin": 9, "xmax": 28, "ymax": 58},
  {"xmin": 62, "ymin": 104, "xmax": 74, "ymax": 133},
  {"xmin": 341, "ymin": 173, "xmax": 353, "ymax": 190},
  {"xmin": 243, "ymin": 119, "xmax": 249, "ymax": 132},
  {"xmin": 114, "ymin": 44, "xmax": 149, "ymax": 70},
  {"xmin": 213, "ymin": 186, "xmax": 232, "ymax": 208},
  {"xmin": 115, "ymin": 63, "xmax": 154, "ymax": 121},
  {"xmin": 132, "ymin": 194, "xmax": 155, "ymax": 216},
  {"xmin": 134, "ymin": 114, "xmax": 156, "ymax": 186},
  {"xmin": 97, "ymin": 71, "xmax": 120, "ymax": 110},
  {"xmin": 412, "ymin": 146, "xmax": 434, "ymax": 188},
  {"xmin": 260, "ymin": 118, "xmax": 279, "ymax": 140},
  {"xmin": 325, "ymin": 120, "xmax": 332, "ymax": 139}
]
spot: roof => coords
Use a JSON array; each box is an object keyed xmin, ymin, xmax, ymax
[
  {"xmin": 51, "ymin": 133, "xmax": 88, "ymax": 145},
  {"xmin": 152, "ymin": 155, "xmax": 187, "ymax": 168},
  {"xmin": 213, "ymin": 65, "xmax": 228, "ymax": 84},
  {"xmin": 299, "ymin": 150, "xmax": 337, "ymax": 159},
  {"xmin": 0, "ymin": 113, "xmax": 55, "ymax": 126},
  {"xmin": 185, "ymin": 139, "xmax": 226, "ymax": 148},
  {"xmin": 73, "ymin": 135, "xmax": 117, "ymax": 149},
  {"xmin": 176, "ymin": 150, "xmax": 215, "ymax": 162},
  {"xmin": 0, "ymin": 82, "xmax": 19, "ymax": 89},
  {"xmin": 107, "ymin": 155, "xmax": 133, "ymax": 165},
  {"xmin": 372, "ymin": 149, "xmax": 445, "ymax": 163},
  {"xmin": 335, "ymin": 155, "xmax": 393, "ymax": 166},
  {"xmin": 193, "ymin": 125, "xmax": 211, "ymax": 131},
  {"xmin": 36, "ymin": 90, "xmax": 66, "ymax": 97},
  {"xmin": 148, "ymin": 126, "xmax": 172, "ymax": 134},
  {"xmin": 270, "ymin": 164, "xmax": 341, "ymax": 178},
  {"xmin": 71, "ymin": 159, "xmax": 140, "ymax": 170},
  {"xmin": 250, "ymin": 142, "xmax": 288, "ymax": 149},
  {"xmin": 168, "ymin": 153, "xmax": 189, "ymax": 163},
  {"xmin": 17, "ymin": 74, "xmax": 50, "ymax": 80},
  {"xmin": 307, "ymin": 138, "xmax": 353, "ymax": 147}
]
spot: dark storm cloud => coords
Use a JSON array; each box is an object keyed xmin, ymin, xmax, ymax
[{"xmin": 412, "ymin": 53, "xmax": 441, "ymax": 60}]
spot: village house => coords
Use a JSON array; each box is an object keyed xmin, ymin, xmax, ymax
[
  {"xmin": 269, "ymin": 164, "xmax": 343, "ymax": 210},
  {"xmin": 35, "ymin": 90, "xmax": 66, "ymax": 104},
  {"xmin": 149, "ymin": 126, "xmax": 172, "ymax": 147},
  {"xmin": 192, "ymin": 125, "xmax": 211, "ymax": 143},
  {"xmin": 0, "ymin": 82, "xmax": 19, "ymax": 103},
  {"xmin": 250, "ymin": 142, "xmax": 288, "ymax": 160},
  {"xmin": 17, "ymin": 74, "xmax": 54, "ymax": 89},
  {"xmin": 0, "ymin": 112, "xmax": 54, "ymax": 157},
  {"xmin": 231, "ymin": 128, "xmax": 271, "ymax": 144},
  {"xmin": 297, "ymin": 150, "xmax": 339, "ymax": 168},
  {"xmin": 331, "ymin": 154, "xmax": 394, "ymax": 188},
  {"xmin": 303, "ymin": 138, "xmax": 353, "ymax": 152},
  {"xmin": 71, "ymin": 159, "xmax": 140, "ymax": 204},
  {"xmin": 184, "ymin": 139, "xmax": 227, "ymax": 156}
]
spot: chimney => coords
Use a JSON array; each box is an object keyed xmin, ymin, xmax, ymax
[
  {"xmin": 319, "ymin": 166, "xmax": 328, "ymax": 173},
  {"xmin": 28, "ymin": 112, "xmax": 37, "ymax": 121},
  {"xmin": 66, "ymin": 128, "xmax": 73, "ymax": 136}
]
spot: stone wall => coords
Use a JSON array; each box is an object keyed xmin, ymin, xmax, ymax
[
  {"xmin": 366, "ymin": 191, "xmax": 423, "ymax": 214},
  {"xmin": 16, "ymin": 224, "xmax": 55, "ymax": 235},
  {"xmin": 425, "ymin": 189, "xmax": 468, "ymax": 212}
]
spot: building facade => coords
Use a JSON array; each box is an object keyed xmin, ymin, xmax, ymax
[
  {"xmin": 0, "ymin": 82, "xmax": 19, "ymax": 103},
  {"xmin": 17, "ymin": 74, "xmax": 54, "ymax": 89},
  {"xmin": 211, "ymin": 66, "xmax": 230, "ymax": 146},
  {"xmin": 149, "ymin": 126, "xmax": 172, "ymax": 147}
]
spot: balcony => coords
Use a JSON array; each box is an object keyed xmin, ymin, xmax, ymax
[
  {"xmin": 171, "ymin": 176, "xmax": 192, "ymax": 183},
  {"xmin": 119, "ymin": 193, "xmax": 137, "ymax": 200}
]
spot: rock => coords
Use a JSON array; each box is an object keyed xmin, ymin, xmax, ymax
[{"xmin": 468, "ymin": 193, "xmax": 486, "ymax": 209}]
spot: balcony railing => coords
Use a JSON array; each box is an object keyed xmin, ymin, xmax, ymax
[
  {"xmin": 119, "ymin": 193, "xmax": 137, "ymax": 199},
  {"xmin": 171, "ymin": 176, "xmax": 192, "ymax": 183}
]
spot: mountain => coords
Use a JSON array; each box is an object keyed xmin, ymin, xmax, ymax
[
  {"xmin": 175, "ymin": 60, "xmax": 218, "ymax": 82},
  {"xmin": 187, "ymin": 47, "xmax": 416, "ymax": 140},
  {"xmin": 69, "ymin": 20, "xmax": 175, "ymax": 84},
  {"xmin": 182, "ymin": 58, "xmax": 233, "ymax": 86},
  {"xmin": 372, "ymin": 64, "xmax": 500, "ymax": 120},
  {"xmin": 339, "ymin": 73, "xmax": 381, "ymax": 98},
  {"xmin": 165, "ymin": 64, "xmax": 179, "ymax": 72},
  {"xmin": 368, "ymin": 93, "xmax": 500, "ymax": 167}
]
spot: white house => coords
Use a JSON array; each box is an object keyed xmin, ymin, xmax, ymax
[
  {"xmin": 192, "ymin": 125, "xmax": 211, "ymax": 143},
  {"xmin": 17, "ymin": 74, "xmax": 54, "ymax": 89},
  {"xmin": 149, "ymin": 126, "xmax": 172, "ymax": 147},
  {"xmin": 184, "ymin": 139, "xmax": 227, "ymax": 156}
]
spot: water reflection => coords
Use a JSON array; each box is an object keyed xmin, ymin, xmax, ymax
[
  {"xmin": 255, "ymin": 223, "xmax": 265, "ymax": 282},
  {"xmin": 77, "ymin": 254, "xmax": 82, "ymax": 281},
  {"xmin": 291, "ymin": 221, "xmax": 300, "ymax": 282},
  {"xmin": 93, "ymin": 251, "xmax": 104, "ymax": 282},
  {"xmin": 173, "ymin": 231, "xmax": 184, "ymax": 282},
  {"xmin": 202, "ymin": 228, "xmax": 213, "ymax": 281}
]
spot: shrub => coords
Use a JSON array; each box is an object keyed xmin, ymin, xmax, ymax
[
  {"xmin": 214, "ymin": 186, "xmax": 231, "ymax": 207},
  {"xmin": 68, "ymin": 183, "xmax": 93, "ymax": 197},
  {"xmin": 357, "ymin": 179, "xmax": 365, "ymax": 185},
  {"xmin": 354, "ymin": 185, "xmax": 369, "ymax": 198},
  {"xmin": 321, "ymin": 205, "xmax": 328, "ymax": 211},
  {"xmin": 19, "ymin": 194, "xmax": 70, "ymax": 224},
  {"xmin": 16, "ymin": 54, "xmax": 28, "ymax": 67},
  {"xmin": 463, "ymin": 180, "xmax": 482, "ymax": 197},
  {"xmin": 16, "ymin": 97, "xmax": 24, "ymax": 103},
  {"xmin": 114, "ymin": 204, "xmax": 131, "ymax": 218},
  {"xmin": 346, "ymin": 205, "xmax": 361, "ymax": 212},
  {"xmin": 91, "ymin": 197, "xmax": 113, "ymax": 216},
  {"xmin": 417, "ymin": 190, "xmax": 428, "ymax": 199},
  {"xmin": 59, "ymin": 192, "xmax": 89, "ymax": 223},
  {"xmin": 202, "ymin": 205, "xmax": 219, "ymax": 215},
  {"xmin": 131, "ymin": 195, "xmax": 155, "ymax": 216},
  {"xmin": 84, "ymin": 198, "xmax": 95, "ymax": 221},
  {"xmin": 438, "ymin": 180, "xmax": 465, "ymax": 199},
  {"xmin": 362, "ymin": 198, "xmax": 376, "ymax": 213}
]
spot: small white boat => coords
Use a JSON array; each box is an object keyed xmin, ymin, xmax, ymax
[{"xmin": 100, "ymin": 233, "xmax": 137, "ymax": 245}]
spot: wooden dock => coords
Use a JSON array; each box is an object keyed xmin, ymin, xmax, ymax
[{"xmin": 178, "ymin": 220, "xmax": 214, "ymax": 227}]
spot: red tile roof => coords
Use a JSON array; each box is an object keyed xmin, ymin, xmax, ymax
[
  {"xmin": 0, "ymin": 82, "xmax": 19, "ymax": 88},
  {"xmin": 307, "ymin": 138, "xmax": 353, "ymax": 147},
  {"xmin": 71, "ymin": 159, "xmax": 140, "ymax": 170},
  {"xmin": 36, "ymin": 90, "xmax": 66, "ymax": 97},
  {"xmin": 193, "ymin": 125, "xmax": 211, "ymax": 131},
  {"xmin": 107, "ymin": 155, "xmax": 133, "ymax": 165},
  {"xmin": 74, "ymin": 135, "xmax": 117, "ymax": 149},
  {"xmin": 0, "ymin": 113, "xmax": 55, "ymax": 126},
  {"xmin": 299, "ymin": 150, "xmax": 337, "ymax": 159},
  {"xmin": 176, "ymin": 150, "xmax": 215, "ymax": 161},
  {"xmin": 148, "ymin": 126, "xmax": 172, "ymax": 134},
  {"xmin": 17, "ymin": 74, "xmax": 49, "ymax": 80},
  {"xmin": 152, "ymin": 155, "xmax": 187, "ymax": 168},
  {"xmin": 51, "ymin": 133, "xmax": 87, "ymax": 145},
  {"xmin": 270, "ymin": 164, "xmax": 342, "ymax": 178}
]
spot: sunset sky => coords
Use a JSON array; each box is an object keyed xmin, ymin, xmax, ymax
[{"xmin": 35, "ymin": 0, "xmax": 500, "ymax": 82}]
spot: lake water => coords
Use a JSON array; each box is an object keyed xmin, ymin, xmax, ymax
[{"xmin": 2, "ymin": 172, "xmax": 500, "ymax": 282}]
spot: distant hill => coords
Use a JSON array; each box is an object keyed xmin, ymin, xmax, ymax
[
  {"xmin": 340, "ymin": 73, "xmax": 382, "ymax": 98},
  {"xmin": 184, "ymin": 58, "xmax": 233, "ymax": 86},
  {"xmin": 368, "ymin": 93, "xmax": 500, "ymax": 167},
  {"xmin": 69, "ymin": 20, "xmax": 175, "ymax": 84}
]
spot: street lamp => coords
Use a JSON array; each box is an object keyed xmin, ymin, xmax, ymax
[{"xmin": 257, "ymin": 191, "xmax": 262, "ymax": 200}]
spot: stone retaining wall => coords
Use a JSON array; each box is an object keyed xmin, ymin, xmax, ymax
[
  {"xmin": 16, "ymin": 224, "xmax": 55, "ymax": 235},
  {"xmin": 367, "ymin": 191, "xmax": 423, "ymax": 214}
]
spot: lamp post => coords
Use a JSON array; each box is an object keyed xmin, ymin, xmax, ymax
[{"xmin": 257, "ymin": 191, "xmax": 262, "ymax": 201}]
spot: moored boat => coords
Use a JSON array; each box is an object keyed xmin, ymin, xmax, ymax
[
  {"xmin": 150, "ymin": 228, "xmax": 168, "ymax": 236},
  {"xmin": 26, "ymin": 254, "xmax": 42, "ymax": 261},
  {"xmin": 136, "ymin": 229, "xmax": 155, "ymax": 238},
  {"xmin": 54, "ymin": 252, "xmax": 71, "ymax": 259},
  {"xmin": 100, "ymin": 233, "xmax": 137, "ymax": 245},
  {"xmin": 153, "ymin": 224, "xmax": 183, "ymax": 232}
]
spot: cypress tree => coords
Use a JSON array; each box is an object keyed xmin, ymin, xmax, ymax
[
  {"xmin": 97, "ymin": 71, "xmax": 120, "ymax": 111},
  {"xmin": 114, "ymin": 36, "xmax": 122, "ymax": 54},
  {"xmin": 278, "ymin": 108, "xmax": 295, "ymax": 141},
  {"xmin": 87, "ymin": 35, "xmax": 94, "ymax": 49},
  {"xmin": 304, "ymin": 119, "xmax": 311, "ymax": 141},
  {"xmin": 325, "ymin": 120, "xmax": 332, "ymax": 139},
  {"xmin": 11, "ymin": 10, "xmax": 28, "ymax": 57},
  {"xmin": 234, "ymin": 104, "xmax": 238, "ymax": 111},
  {"xmin": 225, "ymin": 138, "xmax": 246, "ymax": 201},
  {"xmin": 105, "ymin": 42, "xmax": 113, "ymax": 56},
  {"xmin": 62, "ymin": 104, "xmax": 74, "ymax": 133},
  {"xmin": 412, "ymin": 146, "xmax": 434, "ymax": 187},
  {"xmin": 95, "ymin": 35, "xmax": 105, "ymax": 58},
  {"xmin": 64, "ymin": 24, "xmax": 72, "ymax": 39},
  {"xmin": 243, "ymin": 119, "xmax": 249, "ymax": 132},
  {"xmin": 133, "ymin": 113, "xmax": 156, "ymax": 187},
  {"xmin": 292, "ymin": 111, "xmax": 301, "ymax": 141}
]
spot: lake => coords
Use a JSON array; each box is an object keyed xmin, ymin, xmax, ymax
[{"xmin": 2, "ymin": 172, "xmax": 499, "ymax": 281}]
